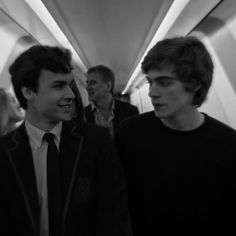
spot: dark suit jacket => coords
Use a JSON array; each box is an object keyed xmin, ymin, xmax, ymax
[
  {"xmin": 0, "ymin": 120, "xmax": 130, "ymax": 236},
  {"xmin": 84, "ymin": 99, "xmax": 139, "ymax": 134}
]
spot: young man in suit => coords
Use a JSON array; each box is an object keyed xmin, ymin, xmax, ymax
[
  {"xmin": 0, "ymin": 45, "xmax": 130, "ymax": 236},
  {"xmin": 85, "ymin": 65, "xmax": 139, "ymax": 137},
  {"xmin": 116, "ymin": 36, "xmax": 236, "ymax": 235}
]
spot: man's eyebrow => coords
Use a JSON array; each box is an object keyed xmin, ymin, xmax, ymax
[
  {"xmin": 51, "ymin": 80, "xmax": 66, "ymax": 84},
  {"xmin": 51, "ymin": 79, "xmax": 74, "ymax": 86}
]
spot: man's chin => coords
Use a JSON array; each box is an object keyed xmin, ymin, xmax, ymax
[
  {"xmin": 154, "ymin": 110, "xmax": 168, "ymax": 119},
  {"xmin": 53, "ymin": 114, "xmax": 72, "ymax": 122},
  {"xmin": 62, "ymin": 114, "xmax": 73, "ymax": 121}
]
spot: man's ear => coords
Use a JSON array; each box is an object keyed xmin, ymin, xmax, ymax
[
  {"xmin": 193, "ymin": 81, "xmax": 201, "ymax": 92},
  {"xmin": 106, "ymin": 81, "xmax": 112, "ymax": 92},
  {"xmin": 187, "ymin": 80, "xmax": 201, "ymax": 93},
  {"xmin": 21, "ymin": 87, "xmax": 35, "ymax": 101}
]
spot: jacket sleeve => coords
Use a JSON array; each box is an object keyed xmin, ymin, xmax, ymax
[{"xmin": 0, "ymin": 149, "xmax": 12, "ymax": 235}]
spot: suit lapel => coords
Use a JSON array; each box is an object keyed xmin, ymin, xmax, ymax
[
  {"xmin": 7, "ymin": 124, "xmax": 39, "ymax": 235},
  {"xmin": 59, "ymin": 121, "xmax": 84, "ymax": 231}
]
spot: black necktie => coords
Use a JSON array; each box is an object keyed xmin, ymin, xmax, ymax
[{"xmin": 44, "ymin": 133, "xmax": 61, "ymax": 236}]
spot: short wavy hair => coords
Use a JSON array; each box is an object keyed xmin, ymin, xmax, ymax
[
  {"xmin": 87, "ymin": 65, "xmax": 115, "ymax": 93},
  {"xmin": 9, "ymin": 45, "xmax": 73, "ymax": 109},
  {"xmin": 141, "ymin": 36, "xmax": 214, "ymax": 106}
]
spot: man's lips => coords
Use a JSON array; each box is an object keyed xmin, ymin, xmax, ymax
[
  {"xmin": 153, "ymin": 103, "xmax": 165, "ymax": 109},
  {"xmin": 58, "ymin": 104, "xmax": 73, "ymax": 112}
]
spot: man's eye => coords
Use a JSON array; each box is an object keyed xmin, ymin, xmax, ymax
[
  {"xmin": 159, "ymin": 81, "xmax": 171, "ymax": 86},
  {"xmin": 87, "ymin": 81, "xmax": 96, "ymax": 86},
  {"xmin": 146, "ymin": 79, "xmax": 152, "ymax": 85},
  {"xmin": 53, "ymin": 84, "xmax": 64, "ymax": 89}
]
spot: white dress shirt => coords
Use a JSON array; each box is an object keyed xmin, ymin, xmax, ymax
[{"xmin": 25, "ymin": 120, "xmax": 62, "ymax": 236}]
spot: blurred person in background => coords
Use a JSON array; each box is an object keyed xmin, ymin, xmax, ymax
[
  {"xmin": 85, "ymin": 65, "xmax": 139, "ymax": 137},
  {"xmin": 0, "ymin": 88, "xmax": 24, "ymax": 136}
]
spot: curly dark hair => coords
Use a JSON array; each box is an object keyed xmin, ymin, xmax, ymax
[
  {"xmin": 87, "ymin": 65, "xmax": 115, "ymax": 93},
  {"xmin": 9, "ymin": 45, "xmax": 73, "ymax": 109}
]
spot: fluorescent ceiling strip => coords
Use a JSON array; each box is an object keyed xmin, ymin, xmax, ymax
[
  {"xmin": 122, "ymin": 0, "xmax": 190, "ymax": 94},
  {"xmin": 24, "ymin": 0, "xmax": 87, "ymax": 72}
]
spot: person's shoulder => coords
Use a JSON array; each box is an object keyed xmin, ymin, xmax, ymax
[
  {"xmin": 80, "ymin": 121, "xmax": 108, "ymax": 134},
  {"xmin": 119, "ymin": 110, "xmax": 155, "ymax": 128},
  {"xmin": 0, "ymin": 125, "xmax": 23, "ymax": 152},
  {"xmin": 66, "ymin": 119, "xmax": 111, "ymax": 141},
  {"xmin": 115, "ymin": 99, "xmax": 134, "ymax": 107},
  {"xmin": 204, "ymin": 113, "xmax": 236, "ymax": 137},
  {"xmin": 115, "ymin": 99, "xmax": 138, "ymax": 111}
]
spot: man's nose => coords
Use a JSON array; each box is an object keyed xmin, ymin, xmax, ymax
[
  {"xmin": 148, "ymin": 83, "xmax": 161, "ymax": 98},
  {"xmin": 86, "ymin": 82, "xmax": 92, "ymax": 90},
  {"xmin": 65, "ymin": 86, "xmax": 75, "ymax": 99}
]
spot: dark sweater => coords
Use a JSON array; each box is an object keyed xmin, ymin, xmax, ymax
[{"xmin": 116, "ymin": 111, "xmax": 236, "ymax": 235}]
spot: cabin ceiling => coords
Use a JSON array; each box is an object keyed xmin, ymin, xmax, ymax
[
  {"xmin": 0, "ymin": 0, "xmax": 223, "ymax": 94},
  {"xmin": 41, "ymin": 0, "xmax": 174, "ymax": 92}
]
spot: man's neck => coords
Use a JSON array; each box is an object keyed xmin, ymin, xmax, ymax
[
  {"xmin": 25, "ymin": 112, "xmax": 60, "ymax": 132},
  {"xmin": 95, "ymin": 94, "xmax": 113, "ymax": 111},
  {"xmin": 160, "ymin": 109, "xmax": 205, "ymax": 131}
]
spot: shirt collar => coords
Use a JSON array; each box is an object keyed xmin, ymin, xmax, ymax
[{"xmin": 25, "ymin": 120, "xmax": 62, "ymax": 148}]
